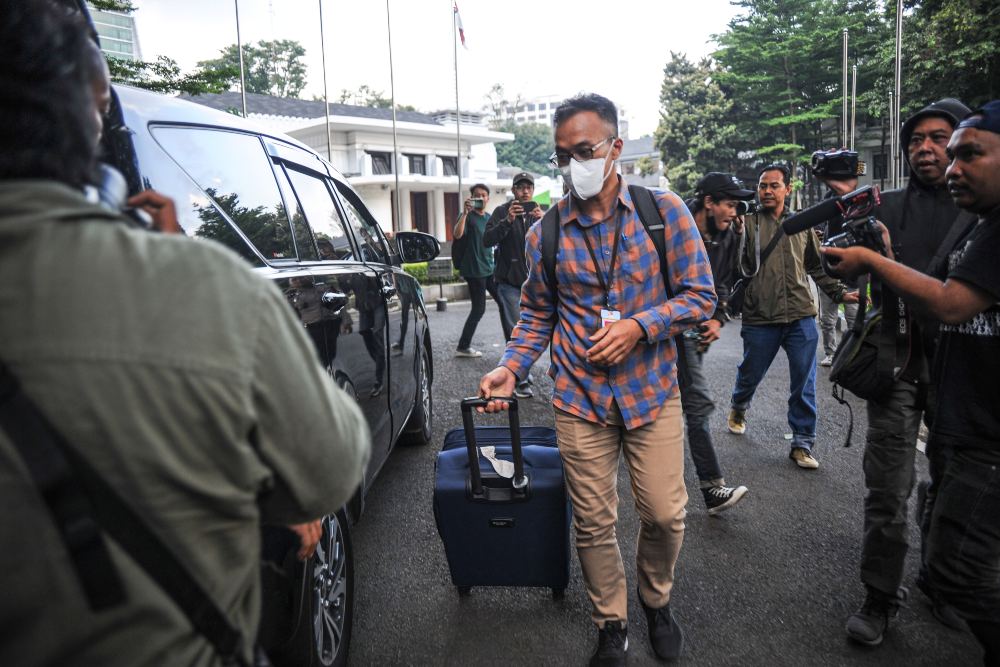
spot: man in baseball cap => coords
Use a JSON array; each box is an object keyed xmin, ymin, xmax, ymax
[
  {"xmin": 483, "ymin": 170, "xmax": 543, "ymax": 398},
  {"xmin": 677, "ymin": 172, "xmax": 753, "ymax": 516}
]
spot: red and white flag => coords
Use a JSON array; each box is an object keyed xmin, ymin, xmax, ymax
[{"xmin": 454, "ymin": 2, "xmax": 467, "ymax": 49}]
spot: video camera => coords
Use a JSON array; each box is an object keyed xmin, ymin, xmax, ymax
[
  {"xmin": 781, "ymin": 185, "xmax": 886, "ymax": 269},
  {"xmin": 810, "ymin": 149, "xmax": 866, "ymax": 179}
]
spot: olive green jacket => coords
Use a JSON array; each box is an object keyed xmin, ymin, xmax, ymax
[
  {"xmin": 0, "ymin": 182, "xmax": 370, "ymax": 666},
  {"xmin": 739, "ymin": 208, "xmax": 848, "ymax": 325}
]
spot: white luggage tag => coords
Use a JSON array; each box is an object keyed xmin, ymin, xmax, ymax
[{"xmin": 478, "ymin": 446, "xmax": 515, "ymax": 478}]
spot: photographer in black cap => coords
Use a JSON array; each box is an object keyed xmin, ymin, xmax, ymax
[
  {"xmin": 680, "ymin": 172, "xmax": 753, "ymax": 514},
  {"xmin": 818, "ymin": 98, "xmax": 975, "ymax": 647},
  {"xmin": 823, "ymin": 99, "xmax": 1000, "ymax": 667}
]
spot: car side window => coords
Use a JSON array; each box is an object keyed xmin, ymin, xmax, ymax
[
  {"xmin": 284, "ymin": 167, "xmax": 354, "ymax": 261},
  {"xmin": 151, "ymin": 127, "xmax": 297, "ymax": 261},
  {"xmin": 273, "ymin": 165, "xmax": 319, "ymax": 261},
  {"xmin": 334, "ymin": 182, "xmax": 391, "ymax": 265}
]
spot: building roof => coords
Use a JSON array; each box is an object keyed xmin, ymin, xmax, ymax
[
  {"xmin": 180, "ymin": 91, "xmax": 441, "ymax": 125},
  {"xmin": 619, "ymin": 135, "xmax": 657, "ymax": 160}
]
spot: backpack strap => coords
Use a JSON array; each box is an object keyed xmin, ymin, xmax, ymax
[
  {"xmin": 540, "ymin": 204, "xmax": 561, "ymax": 304},
  {"xmin": 628, "ymin": 185, "xmax": 674, "ymax": 299},
  {"xmin": 0, "ymin": 359, "xmax": 250, "ymax": 666}
]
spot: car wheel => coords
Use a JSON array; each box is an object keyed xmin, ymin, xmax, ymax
[
  {"xmin": 400, "ymin": 345, "xmax": 432, "ymax": 446},
  {"xmin": 270, "ymin": 509, "xmax": 354, "ymax": 667}
]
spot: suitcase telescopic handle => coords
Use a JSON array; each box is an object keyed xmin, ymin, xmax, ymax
[{"xmin": 460, "ymin": 396, "xmax": 526, "ymax": 496}]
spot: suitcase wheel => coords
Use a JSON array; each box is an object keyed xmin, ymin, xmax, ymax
[
  {"xmin": 457, "ymin": 586, "xmax": 472, "ymax": 597},
  {"xmin": 552, "ymin": 587, "xmax": 565, "ymax": 600}
]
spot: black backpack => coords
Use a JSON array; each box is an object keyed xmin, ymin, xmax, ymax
[{"xmin": 539, "ymin": 185, "xmax": 690, "ymax": 381}]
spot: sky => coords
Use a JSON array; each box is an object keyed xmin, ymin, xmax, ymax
[{"xmin": 131, "ymin": 0, "xmax": 743, "ymax": 138}]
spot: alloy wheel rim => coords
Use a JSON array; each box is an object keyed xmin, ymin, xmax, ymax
[
  {"xmin": 313, "ymin": 514, "xmax": 348, "ymax": 666},
  {"xmin": 419, "ymin": 353, "xmax": 431, "ymax": 424}
]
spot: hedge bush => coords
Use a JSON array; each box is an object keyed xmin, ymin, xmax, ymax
[{"xmin": 403, "ymin": 262, "xmax": 461, "ymax": 285}]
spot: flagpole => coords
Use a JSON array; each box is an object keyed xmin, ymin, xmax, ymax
[
  {"xmin": 318, "ymin": 0, "xmax": 332, "ymax": 162},
  {"xmin": 386, "ymin": 0, "xmax": 401, "ymax": 232},
  {"xmin": 234, "ymin": 0, "xmax": 247, "ymax": 118},
  {"xmin": 452, "ymin": 2, "xmax": 463, "ymax": 204},
  {"xmin": 893, "ymin": 0, "xmax": 903, "ymax": 188}
]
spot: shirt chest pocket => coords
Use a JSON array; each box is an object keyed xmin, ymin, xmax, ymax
[{"xmin": 621, "ymin": 234, "xmax": 660, "ymax": 284}]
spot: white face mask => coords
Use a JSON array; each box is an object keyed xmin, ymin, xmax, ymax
[{"xmin": 560, "ymin": 148, "xmax": 615, "ymax": 201}]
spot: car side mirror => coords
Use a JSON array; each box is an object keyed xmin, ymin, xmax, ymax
[{"xmin": 395, "ymin": 231, "xmax": 440, "ymax": 263}]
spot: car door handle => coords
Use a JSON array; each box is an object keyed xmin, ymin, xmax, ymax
[
  {"xmin": 381, "ymin": 285, "xmax": 397, "ymax": 300},
  {"xmin": 321, "ymin": 291, "xmax": 349, "ymax": 311}
]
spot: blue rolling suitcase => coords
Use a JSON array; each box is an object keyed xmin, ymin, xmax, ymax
[{"xmin": 433, "ymin": 397, "xmax": 571, "ymax": 598}]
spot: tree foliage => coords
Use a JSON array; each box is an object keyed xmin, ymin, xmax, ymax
[
  {"xmin": 494, "ymin": 121, "xmax": 554, "ymax": 176},
  {"xmin": 107, "ymin": 56, "xmax": 235, "ymax": 96},
  {"xmin": 483, "ymin": 83, "xmax": 523, "ymax": 130},
  {"xmin": 335, "ymin": 85, "xmax": 415, "ymax": 111},
  {"xmin": 654, "ymin": 53, "xmax": 739, "ymax": 196},
  {"xmin": 88, "ymin": 0, "xmax": 135, "ymax": 10},
  {"xmin": 197, "ymin": 40, "xmax": 308, "ymax": 98}
]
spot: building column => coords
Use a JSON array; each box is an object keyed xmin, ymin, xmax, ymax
[
  {"xmin": 431, "ymin": 188, "xmax": 446, "ymax": 241},
  {"xmin": 398, "ymin": 188, "xmax": 412, "ymax": 231}
]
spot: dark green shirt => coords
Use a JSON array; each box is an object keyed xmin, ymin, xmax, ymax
[{"xmin": 458, "ymin": 211, "xmax": 495, "ymax": 279}]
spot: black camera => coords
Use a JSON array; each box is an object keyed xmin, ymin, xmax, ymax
[
  {"xmin": 823, "ymin": 217, "xmax": 887, "ymax": 255},
  {"xmin": 811, "ymin": 149, "xmax": 865, "ymax": 179},
  {"xmin": 736, "ymin": 199, "xmax": 758, "ymax": 217},
  {"xmin": 781, "ymin": 185, "xmax": 885, "ymax": 273}
]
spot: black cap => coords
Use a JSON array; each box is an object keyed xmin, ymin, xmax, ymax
[
  {"xmin": 512, "ymin": 171, "xmax": 534, "ymax": 186},
  {"xmin": 694, "ymin": 172, "xmax": 755, "ymax": 200},
  {"xmin": 958, "ymin": 100, "xmax": 1000, "ymax": 135},
  {"xmin": 900, "ymin": 98, "xmax": 972, "ymax": 154}
]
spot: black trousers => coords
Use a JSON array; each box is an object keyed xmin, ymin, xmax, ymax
[
  {"xmin": 925, "ymin": 443, "xmax": 1000, "ymax": 666},
  {"xmin": 458, "ymin": 275, "xmax": 491, "ymax": 350}
]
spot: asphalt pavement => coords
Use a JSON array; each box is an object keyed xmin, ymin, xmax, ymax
[{"xmin": 348, "ymin": 298, "xmax": 981, "ymax": 666}]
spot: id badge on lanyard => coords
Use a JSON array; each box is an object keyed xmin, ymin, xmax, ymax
[{"xmin": 600, "ymin": 309, "xmax": 621, "ymax": 328}]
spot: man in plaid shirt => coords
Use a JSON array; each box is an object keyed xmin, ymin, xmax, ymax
[{"xmin": 479, "ymin": 94, "xmax": 716, "ymax": 667}]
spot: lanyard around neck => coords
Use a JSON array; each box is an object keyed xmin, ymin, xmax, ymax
[{"xmin": 581, "ymin": 214, "xmax": 624, "ymax": 308}]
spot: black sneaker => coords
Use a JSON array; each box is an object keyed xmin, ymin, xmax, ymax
[
  {"xmin": 702, "ymin": 484, "xmax": 748, "ymax": 516},
  {"xmin": 639, "ymin": 590, "xmax": 684, "ymax": 660},
  {"xmin": 589, "ymin": 621, "xmax": 628, "ymax": 667},
  {"xmin": 845, "ymin": 587, "xmax": 904, "ymax": 646},
  {"xmin": 916, "ymin": 572, "xmax": 966, "ymax": 631}
]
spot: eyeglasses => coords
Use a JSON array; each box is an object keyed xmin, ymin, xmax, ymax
[{"xmin": 548, "ymin": 136, "xmax": 615, "ymax": 168}]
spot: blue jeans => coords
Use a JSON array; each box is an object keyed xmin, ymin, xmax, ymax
[
  {"xmin": 731, "ymin": 317, "xmax": 818, "ymax": 451},
  {"xmin": 495, "ymin": 281, "xmax": 521, "ymax": 342}
]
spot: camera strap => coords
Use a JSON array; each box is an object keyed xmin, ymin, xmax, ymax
[
  {"xmin": 737, "ymin": 213, "xmax": 783, "ymax": 279},
  {"xmin": 0, "ymin": 358, "xmax": 251, "ymax": 667}
]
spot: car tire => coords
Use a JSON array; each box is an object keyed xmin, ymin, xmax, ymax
[
  {"xmin": 270, "ymin": 509, "xmax": 354, "ymax": 667},
  {"xmin": 400, "ymin": 344, "xmax": 432, "ymax": 446}
]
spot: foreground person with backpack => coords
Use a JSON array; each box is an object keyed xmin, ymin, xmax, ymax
[{"xmin": 477, "ymin": 93, "xmax": 716, "ymax": 666}]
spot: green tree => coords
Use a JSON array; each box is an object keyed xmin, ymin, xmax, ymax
[
  {"xmin": 198, "ymin": 39, "xmax": 308, "ymax": 98},
  {"xmin": 483, "ymin": 84, "xmax": 523, "ymax": 130},
  {"xmin": 713, "ymin": 0, "xmax": 885, "ymax": 173},
  {"xmin": 335, "ymin": 85, "xmax": 416, "ymax": 111},
  {"xmin": 494, "ymin": 121, "xmax": 554, "ymax": 176},
  {"xmin": 654, "ymin": 53, "xmax": 739, "ymax": 196},
  {"xmin": 85, "ymin": 1, "xmax": 232, "ymax": 95}
]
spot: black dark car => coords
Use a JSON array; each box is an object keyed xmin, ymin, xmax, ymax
[{"xmin": 99, "ymin": 84, "xmax": 439, "ymax": 666}]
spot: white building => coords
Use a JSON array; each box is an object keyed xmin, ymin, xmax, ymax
[
  {"xmin": 87, "ymin": 4, "xmax": 142, "ymax": 61},
  {"xmin": 183, "ymin": 92, "xmax": 514, "ymax": 242}
]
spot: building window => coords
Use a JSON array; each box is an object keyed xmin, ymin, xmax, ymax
[
  {"xmin": 441, "ymin": 156, "xmax": 458, "ymax": 176},
  {"xmin": 538, "ymin": 103, "xmax": 547, "ymax": 110},
  {"xmin": 406, "ymin": 154, "xmax": 426, "ymax": 175},
  {"xmin": 872, "ymin": 152, "xmax": 887, "ymax": 180},
  {"xmin": 368, "ymin": 151, "xmax": 393, "ymax": 175}
]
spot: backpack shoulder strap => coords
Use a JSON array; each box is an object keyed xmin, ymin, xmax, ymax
[
  {"xmin": 541, "ymin": 204, "xmax": 561, "ymax": 300},
  {"xmin": 628, "ymin": 185, "xmax": 673, "ymax": 298}
]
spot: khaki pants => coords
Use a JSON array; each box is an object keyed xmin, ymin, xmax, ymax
[{"xmin": 554, "ymin": 396, "xmax": 687, "ymax": 626}]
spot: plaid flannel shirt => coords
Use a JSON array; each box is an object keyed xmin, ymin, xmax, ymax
[{"xmin": 499, "ymin": 179, "xmax": 716, "ymax": 430}]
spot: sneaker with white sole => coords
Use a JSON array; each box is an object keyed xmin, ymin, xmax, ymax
[
  {"xmin": 702, "ymin": 484, "xmax": 749, "ymax": 515},
  {"xmin": 454, "ymin": 347, "xmax": 482, "ymax": 358},
  {"xmin": 727, "ymin": 409, "xmax": 747, "ymax": 435},
  {"xmin": 790, "ymin": 447, "xmax": 819, "ymax": 469},
  {"xmin": 820, "ymin": 355, "xmax": 834, "ymax": 367}
]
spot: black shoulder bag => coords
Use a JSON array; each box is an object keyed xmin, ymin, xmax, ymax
[{"xmin": 0, "ymin": 359, "xmax": 256, "ymax": 667}]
